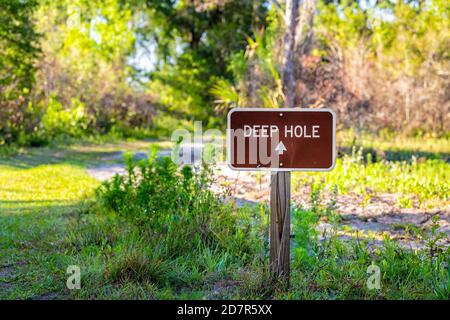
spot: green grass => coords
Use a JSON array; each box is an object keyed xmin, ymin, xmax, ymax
[
  {"xmin": 0, "ymin": 163, "xmax": 98, "ymax": 299},
  {"xmin": 293, "ymin": 148, "xmax": 450, "ymax": 209},
  {"xmin": 0, "ymin": 136, "xmax": 449, "ymax": 300},
  {"xmin": 0, "ymin": 164, "xmax": 98, "ymax": 205},
  {"xmin": 285, "ymin": 205, "xmax": 450, "ymax": 300},
  {"xmin": 338, "ymin": 129, "xmax": 450, "ymax": 159},
  {"xmin": 0, "ymin": 139, "xmax": 173, "ymax": 168}
]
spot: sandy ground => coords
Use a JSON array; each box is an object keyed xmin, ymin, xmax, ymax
[{"xmin": 86, "ymin": 146, "xmax": 450, "ymax": 250}]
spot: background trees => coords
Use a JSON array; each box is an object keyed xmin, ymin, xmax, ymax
[
  {"xmin": 0, "ymin": 0, "xmax": 448, "ymax": 145},
  {"xmin": 313, "ymin": 0, "xmax": 449, "ymax": 134},
  {"xmin": 0, "ymin": 0, "xmax": 40, "ymax": 143},
  {"xmin": 211, "ymin": 0, "xmax": 449, "ymax": 135},
  {"xmin": 142, "ymin": 0, "xmax": 267, "ymax": 129}
]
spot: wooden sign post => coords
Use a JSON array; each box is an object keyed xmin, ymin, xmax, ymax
[
  {"xmin": 227, "ymin": 108, "xmax": 336, "ymax": 284},
  {"xmin": 269, "ymin": 170, "xmax": 291, "ymax": 280},
  {"xmin": 228, "ymin": 0, "xmax": 319, "ymax": 286}
]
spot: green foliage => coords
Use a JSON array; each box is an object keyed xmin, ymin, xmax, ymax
[
  {"xmin": 0, "ymin": 0, "xmax": 40, "ymax": 144},
  {"xmin": 0, "ymin": 0, "xmax": 162, "ymax": 146},
  {"xmin": 105, "ymin": 239, "xmax": 171, "ymax": 285},
  {"xmin": 3, "ymin": 0, "xmax": 447, "ymax": 144},
  {"xmin": 209, "ymin": 79, "xmax": 241, "ymax": 111},
  {"xmin": 150, "ymin": 113, "xmax": 194, "ymax": 137},
  {"xmin": 292, "ymin": 207, "xmax": 319, "ymax": 267},
  {"xmin": 0, "ymin": 0, "xmax": 39, "ymax": 89},
  {"xmin": 315, "ymin": 0, "xmax": 450, "ymax": 134},
  {"xmin": 1, "ymin": 0, "xmax": 449, "ymax": 299},
  {"xmin": 1, "ymin": 0, "xmax": 270, "ymax": 145},
  {"xmin": 40, "ymin": 97, "xmax": 89, "ymax": 138},
  {"xmin": 148, "ymin": 55, "xmax": 212, "ymax": 120},
  {"xmin": 292, "ymin": 180, "xmax": 340, "ymax": 268},
  {"xmin": 293, "ymin": 147, "xmax": 450, "ymax": 209},
  {"xmin": 210, "ymin": 8, "xmax": 285, "ymax": 111},
  {"xmin": 143, "ymin": 0, "xmax": 268, "ymax": 124},
  {"xmin": 317, "ymin": 0, "xmax": 449, "ymax": 75},
  {"xmin": 288, "ymin": 184, "xmax": 450, "ymax": 300},
  {"xmin": 33, "ymin": 0, "xmax": 153, "ymax": 135},
  {"xmin": 1, "ymin": 142, "xmax": 449, "ymax": 299},
  {"xmin": 95, "ymin": 150, "xmax": 261, "ymax": 260}
]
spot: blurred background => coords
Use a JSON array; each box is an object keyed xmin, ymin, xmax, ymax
[{"xmin": 1, "ymin": 0, "xmax": 448, "ymax": 145}]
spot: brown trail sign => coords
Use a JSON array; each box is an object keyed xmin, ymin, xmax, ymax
[
  {"xmin": 226, "ymin": 107, "xmax": 336, "ymax": 285},
  {"xmin": 227, "ymin": 108, "xmax": 336, "ymax": 171}
]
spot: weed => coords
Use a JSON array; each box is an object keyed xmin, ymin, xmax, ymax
[{"xmin": 293, "ymin": 148, "xmax": 449, "ymax": 209}]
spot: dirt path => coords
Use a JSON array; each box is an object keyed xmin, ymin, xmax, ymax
[
  {"xmin": 213, "ymin": 168, "xmax": 450, "ymax": 250},
  {"xmin": 86, "ymin": 148, "xmax": 450, "ymax": 250}
]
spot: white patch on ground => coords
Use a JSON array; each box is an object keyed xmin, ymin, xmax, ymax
[
  {"xmin": 85, "ymin": 146, "xmax": 450, "ymax": 250},
  {"xmin": 86, "ymin": 164, "xmax": 127, "ymax": 181}
]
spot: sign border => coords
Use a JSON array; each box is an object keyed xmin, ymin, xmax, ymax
[{"xmin": 226, "ymin": 108, "xmax": 336, "ymax": 172}]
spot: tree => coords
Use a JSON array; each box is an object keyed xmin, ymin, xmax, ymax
[
  {"xmin": 0, "ymin": 0, "xmax": 40, "ymax": 143},
  {"xmin": 33, "ymin": 0, "xmax": 154, "ymax": 138},
  {"xmin": 142, "ymin": 0, "xmax": 268, "ymax": 124}
]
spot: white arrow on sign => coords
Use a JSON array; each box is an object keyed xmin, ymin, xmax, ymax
[{"xmin": 274, "ymin": 141, "xmax": 287, "ymax": 155}]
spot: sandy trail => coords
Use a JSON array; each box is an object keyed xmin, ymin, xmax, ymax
[{"xmin": 86, "ymin": 147, "xmax": 450, "ymax": 250}]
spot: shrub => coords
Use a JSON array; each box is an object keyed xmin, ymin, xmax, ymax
[
  {"xmin": 40, "ymin": 97, "xmax": 89, "ymax": 139},
  {"xmin": 95, "ymin": 147, "xmax": 261, "ymax": 261},
  {"xmin": 0, "ymin": 0, "xmax": 40, "ymax": 144}
]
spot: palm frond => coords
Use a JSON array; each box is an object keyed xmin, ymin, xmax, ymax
[{"xmin": 209, "ymin": 79, "xmax": 240, "ymax": 112}]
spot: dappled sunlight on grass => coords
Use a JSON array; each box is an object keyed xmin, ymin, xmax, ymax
[
  {"xmin": 0, "ymin": 162, "xmax": 99, "ymax": 299},
  {"xmin": 0, "ymin": 164, "xmax": 99, "ymax": 211},
  {"xmin": 0, "ymin": 139, "xmax": 171, "ymax": 214}
]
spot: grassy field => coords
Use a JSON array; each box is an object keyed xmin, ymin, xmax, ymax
[
  {"xmin": 0, "ymin": 135, "xmax": 449, "ymax": 299},
  {"xmin": 293, "ymin": 149, "xmax": 449, "ymax": 209},
  {"xmin": 291, "ymin": 130, "xmax": 450, "ymax": 209}
]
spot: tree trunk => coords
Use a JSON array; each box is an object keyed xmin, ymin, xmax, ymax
[
  {"xmin": 281, "ymin": 0, "xmax": 300, "ymax": 109},
  {"xmin": 295, "ymin": 0, "xmax": 316, "ymax": 57}
]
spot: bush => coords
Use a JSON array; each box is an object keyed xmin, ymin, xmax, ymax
[
  {"xmin": 95, "ymin": 147, "xmax": 262, "ymax": 261},
  {"xmin": 0, "ymin": 0, "xmax": 40, "ymax": 144},
  {"xmin": 41, "ymin": 97, "xmax": 89, "ymax": 139}
]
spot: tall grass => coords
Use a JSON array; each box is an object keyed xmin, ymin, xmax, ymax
[
  {"xmin": 287, "ymin": 180, "xmax": 450, "ymax": 300},
  {"xmin": 89, "ymin": 147, "xmax": 266, "ymax": 293},
  {"xmin": 89, "ymin": 148, "xmax": 450, "ymax": 299}
]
